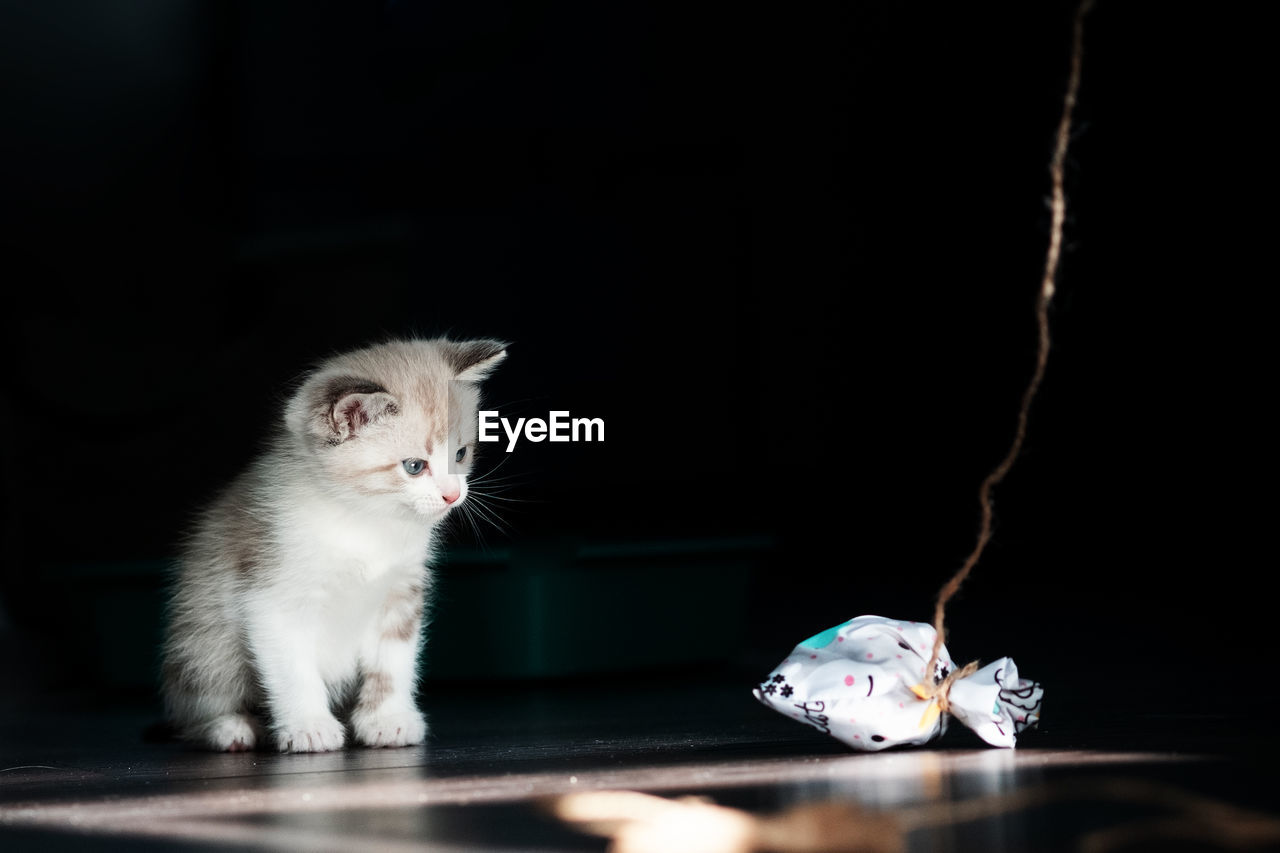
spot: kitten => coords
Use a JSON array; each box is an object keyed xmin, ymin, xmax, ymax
[{"xmin": 161, "ymin": 337, "xmax": 507, "ymax": 752}]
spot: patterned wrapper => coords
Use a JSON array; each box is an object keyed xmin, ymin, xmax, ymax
[{"xmin": 753, "ymin": 615, "xmax": 1043, "ymax": 751}]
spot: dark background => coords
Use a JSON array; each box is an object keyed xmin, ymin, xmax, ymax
[{"xmin": 0, "ymin": 2, "xmax": 1267, "ymax": 718}]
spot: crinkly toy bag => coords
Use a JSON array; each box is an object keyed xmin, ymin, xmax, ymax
[{"xmin": 754, "ymin": 615, "xmax": 1042, "ymax": 751}]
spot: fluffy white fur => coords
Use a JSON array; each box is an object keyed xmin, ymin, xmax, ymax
[{"xmin": 161, "ymin": 338, "xmax": 506, "ymax": 752}]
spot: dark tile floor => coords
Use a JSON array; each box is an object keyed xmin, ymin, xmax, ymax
[{"xmin": 2, "ymin": 675, "xmax": 1278, "ymax": 852}]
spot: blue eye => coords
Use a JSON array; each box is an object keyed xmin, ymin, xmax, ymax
[
  {"xmin": 402, "ymin": 458, "xmax": 427, "ymax": 476},
  {"xmin": 455, "ymin": 447, "xmax": 467, "ymax": 463}
]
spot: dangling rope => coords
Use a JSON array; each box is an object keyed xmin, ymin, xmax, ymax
[{"xmin": 922, "ymin": 0, "xmax": 1095, "ymax": 694}]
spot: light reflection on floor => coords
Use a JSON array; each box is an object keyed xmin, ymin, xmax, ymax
[{"xmin": 0, "ymin": 749, "xmax": 1203, "ymax": 851}]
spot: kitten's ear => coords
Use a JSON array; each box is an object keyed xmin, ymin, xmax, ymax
[
  {"xmin": 306, "ymin": 376, "xmax": 399, "ymax": 444},
  {"xmin": 444, "ymin": 339, "xmax": 508, "ymax": 383}
]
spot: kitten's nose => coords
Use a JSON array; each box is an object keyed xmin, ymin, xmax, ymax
[{"xmin": 439, "ymin": 476, "xmax": 461, "ymax": 505}]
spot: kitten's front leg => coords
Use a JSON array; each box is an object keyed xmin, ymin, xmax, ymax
[
  {"xmin": 245, "ymin": 602, "xmax": 347, "ymax": 753},
  {"xmin": 352, "ymin": 582, "xmax": 428, "ymax": 748}
]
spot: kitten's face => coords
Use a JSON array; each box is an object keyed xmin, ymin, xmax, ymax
[
  {"xmin": 287, "ymin": 339, "xmax": 505, "ymax": 521},
  {"xmin": 336, "ymin": 380, "xmax": 481, "ymax": 519}
]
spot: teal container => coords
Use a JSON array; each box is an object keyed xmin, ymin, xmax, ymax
[{"xmin": 424, "ymin": 536, "xmax": 772, "ymax": 680}]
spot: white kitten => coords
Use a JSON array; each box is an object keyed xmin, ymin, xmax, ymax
[{"xmin": 161, "ymin": 338, "xmax": 507, "ymax": 752}]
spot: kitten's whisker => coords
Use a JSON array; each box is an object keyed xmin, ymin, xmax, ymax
[
  {"xmin": 460, "ymin": 507, "xmax": 502, "ymax": 548},
  {"xmin": 468, "ymin": 470, "xmax": 528, "ymax": 487},
  {"xmin": 465, "ymin": 483, "xmax": 533, "ymax": 504},
  {"xmin": 455, "ymin": 501, "xmax": 489, "ymax": 549},
  {"xmin": 468, "ymin": 454, "xmax": 521, "ymax": 486},
  {"xmin": 467, "ymin": 492, "xmax": 529, "ymax": 504},
  {"xmin": 463, "ymin": 493, "xmax": 511, "ymax": 534},
  {"xmin": 465, "ymin": 500, "xmax": 506, "ymax": 533},
  {"xmin": 466, "ymin": 479, "xmax": 528, "ymax": 495}
]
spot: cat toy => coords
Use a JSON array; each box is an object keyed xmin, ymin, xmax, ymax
[{"xmin": 755, "ymin": 1, "xmax": 1094, "ymax": 750}]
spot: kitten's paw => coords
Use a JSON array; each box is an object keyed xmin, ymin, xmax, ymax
[
  {"xmin": 204, "ymin": 714, "xmax": 262, "ymax": 752},
  {"xmin": 273, "ymin": 716, "xmax": 347, "ymax": 753},
  {"xmin": 353, "ymin": 708, "xmax": 427, "ymax": 748}
]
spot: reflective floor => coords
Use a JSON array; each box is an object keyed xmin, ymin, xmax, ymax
[{"xmin": 2, "ymin": 676, "xmax": 1277, "ymax": 851}]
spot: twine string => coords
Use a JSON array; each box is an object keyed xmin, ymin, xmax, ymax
[
  {"xmin": 922, "ymin": 0, "xmax": 1095, "ymax": 697},
  {"xmin": 931, "ymin": 660, "xmax": 980, "ymax": 714}
]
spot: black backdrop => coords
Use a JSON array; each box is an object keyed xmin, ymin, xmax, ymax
[{"xmin": 0, "ymin": 2, "xmax": 1269, "ymax": 716}]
